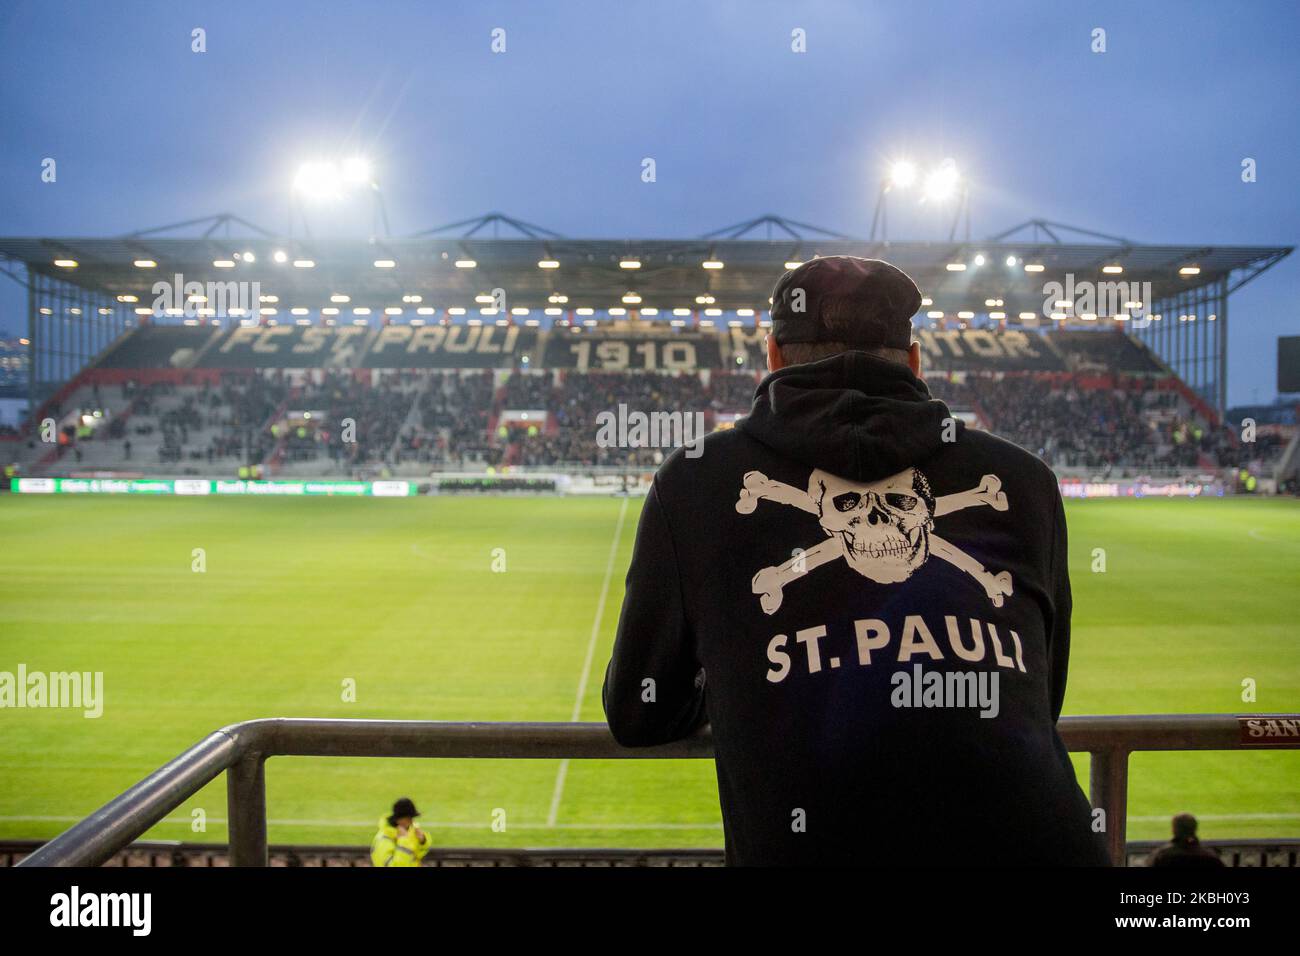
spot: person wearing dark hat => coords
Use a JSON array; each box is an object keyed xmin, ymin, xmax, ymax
[
  {"xmin": 370, "ymin": 797, "xmax": 433, "ymax": 867},
  {"xmin": 1148, "ymin": 814, "xmax": 1226, "ymax": 868},
  {"xmin": 603, "ymin": 256, "xmax": 1109, "ymax": 865}
]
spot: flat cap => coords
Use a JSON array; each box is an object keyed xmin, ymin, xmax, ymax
[{"xmin": 770, "ymin": 256, "xmax": 922, "ymax": 351}]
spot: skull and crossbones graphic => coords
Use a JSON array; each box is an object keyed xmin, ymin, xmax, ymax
[{"xmin": 735, "ymin": 467, "xmax": 1013, "ymax": 614}]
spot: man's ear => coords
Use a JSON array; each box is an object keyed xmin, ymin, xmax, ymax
[
  {"xmin": 907, "ymin": 341, "xmax": 921, "ymax": 377},
  {"xmin": 766, "ymin": 335, "xmax": 785, "ymax": 372}
]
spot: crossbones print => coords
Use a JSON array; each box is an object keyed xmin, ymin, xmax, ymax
[{"xmin": 735, "ymin": 466, "xmax": 1013, "ymax": 614}]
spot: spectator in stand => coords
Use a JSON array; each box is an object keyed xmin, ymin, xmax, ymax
[
  {"xmin": 603, "ymin": 257, "xmax": 1109, "ymax": 866},
  {"xmin": 1148, "ymin": 813, "xmax": 1226, "ymax": 868}
]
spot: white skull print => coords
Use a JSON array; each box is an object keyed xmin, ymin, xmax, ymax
[
  {"xmin": 809, "ymin": 468, "xmax": 934, "ymax": 583},
  {"xmin": 736, "ymin": 466, "xmax": 1014, "ymax": 614}
]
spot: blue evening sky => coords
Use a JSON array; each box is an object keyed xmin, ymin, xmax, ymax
[{"xmin": 1, "ymin": 0, "xmax": 1296, "ymax": 405}]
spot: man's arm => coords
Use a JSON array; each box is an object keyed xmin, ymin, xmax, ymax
[
  {"xmin": 602, "ymin": 477, "xmax": 706, "ymax": 746},
  {"xmin": 1046, "ymin": 482, "xmax": 1072, "ymax": 722}
]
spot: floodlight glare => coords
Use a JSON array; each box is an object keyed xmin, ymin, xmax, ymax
[
  {"xmin": 923, "ymin": 159, "xmax": 961, "ymax": 202},
  {"xmin": 888, "ymin": 160, "xmax": 917, "ymax": 190},
  {"xmin": 341, "ymin": 157, "xmax": 373, "ymax": 186},
  {"xmin": 293, "ymin": 156, "xmax": 375, "ymax": 199},
  {"xmin": 293, "ymin": 161, "xmax": 342, "ymax": 200}
]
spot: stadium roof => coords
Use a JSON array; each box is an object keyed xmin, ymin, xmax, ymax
[{"xmin": 0, "ymin": 213, "xmax": 1291, "ymax": 317}]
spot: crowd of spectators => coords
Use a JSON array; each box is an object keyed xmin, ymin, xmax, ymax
[
  {"xmin": 393, "ymin": 371, "xmax": 498, "ymax": 467},
  {"xmin": 277, "ymin": 371, "xmax": 417, "ymax": 468},
  {"xmin": 928, "ymin": 375, "xmax": 1223, "ymax": 472},
  {"xmin": 6, "ymin": 365, "xmax": 1291, "ymax": 478},
  {"xmin": 499, "ymin": 371, "xmax": 759, "ymax": 468}
]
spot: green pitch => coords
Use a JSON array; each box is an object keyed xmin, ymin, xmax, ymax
[{"xmin": 0, "ymin": 494, "xmax": 1297, "ymax": 850}]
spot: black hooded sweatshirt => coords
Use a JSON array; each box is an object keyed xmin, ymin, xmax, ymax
[{"xmin": 603, "ymin": 351, "xmax": 1110, "ymax": 866}]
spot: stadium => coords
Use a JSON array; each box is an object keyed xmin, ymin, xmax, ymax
[
  {"xmin": 1, "ymin": 1, "xmax": 1299, "ymax": 934},
  {"xmin": 1, "ymin": 210, "xmax": 1297, "ymax": 867}
]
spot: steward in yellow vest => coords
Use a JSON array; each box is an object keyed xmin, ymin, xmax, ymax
[{"xmin": 370, "ymin": 797, "xmax": 433, "ymax": 867}]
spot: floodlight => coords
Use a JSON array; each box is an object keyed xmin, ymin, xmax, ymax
[
  {"xmin": 341, "ymin": 157, "xmax": 372, "ymax": 186},
  {"xmin": 923, "ymin": 159, "xmax": 960, "ymax": 202},
  {"xmin": 888, "ymin": 160, "xmax": 917, "ymax": 190},
  {"xmin": 293, "ymin": 161, "xmax": 342, "ymax": 200}
]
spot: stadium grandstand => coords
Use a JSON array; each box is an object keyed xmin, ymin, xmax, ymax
[{"xmin": 0, "ymin": 213, "xmax": 1294, "ymax": 493}]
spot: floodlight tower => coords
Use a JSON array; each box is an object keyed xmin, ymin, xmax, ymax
[{"xmin": 870, "ymin": 160, "xmax": 917, "ymax": 241}]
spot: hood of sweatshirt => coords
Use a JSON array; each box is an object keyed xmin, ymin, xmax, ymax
[{"xmin": 737, "ymin": 350, "xmax": 959, "ymax": 482}]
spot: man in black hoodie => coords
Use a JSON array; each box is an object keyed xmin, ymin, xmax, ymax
[{"xmin": 602, "ymin": 256, "xmax": 1109, "ymax": 866}]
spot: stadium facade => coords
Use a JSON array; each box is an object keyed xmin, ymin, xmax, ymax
[
  {"xmin": 0, "ymin": 214, "xmax": 1294, "ymax": 492},
  {"xmin": 0, "ymin": 213, "xmax": 1290, "ymax": 410}
]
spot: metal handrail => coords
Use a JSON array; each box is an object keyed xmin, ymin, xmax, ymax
[{"xmin": 17, "ymin": 714, "xmax": 1299, "ymax": 867}]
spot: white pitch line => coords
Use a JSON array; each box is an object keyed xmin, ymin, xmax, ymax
[
  {"xmin": 1247, "ymin": 526, "xmax": 1300, "ymax": 549},
  {"xmin": 547, "ymin": 495, "xmax": 630, "ymax": 827},
  {"xmin": 1127, "ymin": 813, "xmax": 1300, "ymax": 823}
]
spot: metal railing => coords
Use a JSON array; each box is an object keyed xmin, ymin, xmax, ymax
[{"xmin": 17, "ymin": 714, "xmax": 1299, "ymax": 868}]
